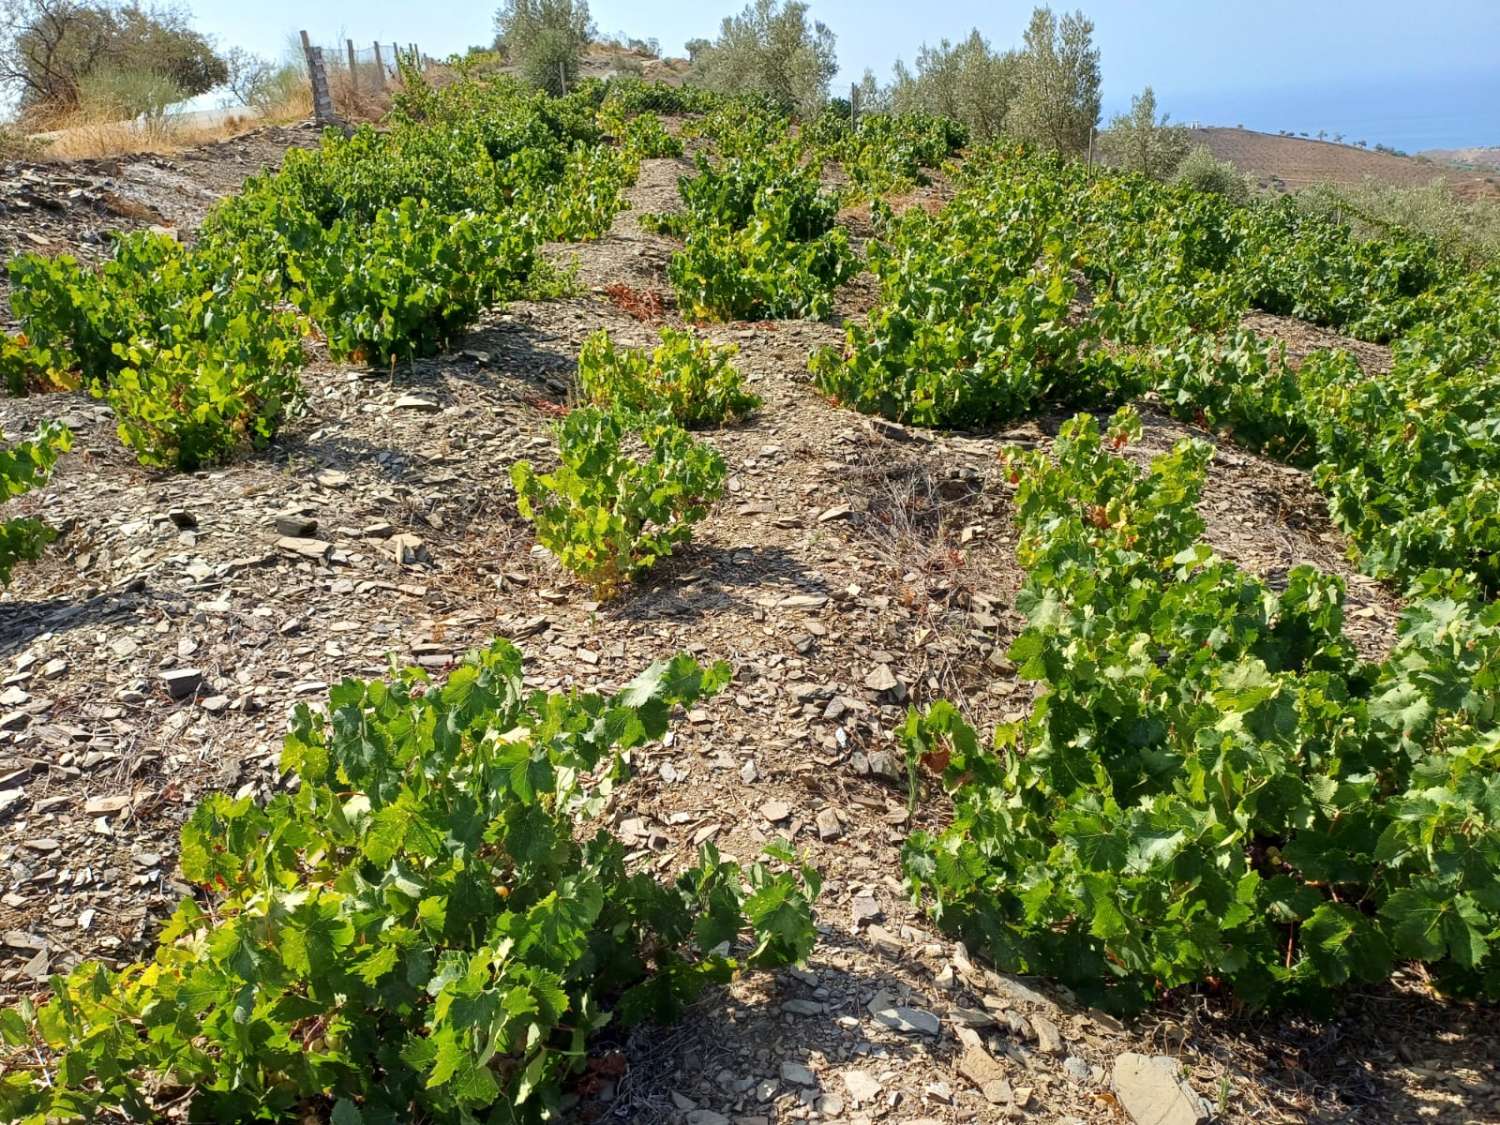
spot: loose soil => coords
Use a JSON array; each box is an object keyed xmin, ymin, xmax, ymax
[{"xmin": 0, "ymin": 125, "xmax": 1494, "ymax": 1125}]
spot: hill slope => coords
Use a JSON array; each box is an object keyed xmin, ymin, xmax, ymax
[
  {"xmin": 1187, "ymin": 126, "xmax": 1499, "ymax": 197},
  {"xmin": 1421, "ymin": 145, "xmax": 1500, "ymax": 172}
]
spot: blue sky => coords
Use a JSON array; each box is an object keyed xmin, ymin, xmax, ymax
[{"xmin": 195, "ymin": 0, "xmax": 1499, "ymax": 150}]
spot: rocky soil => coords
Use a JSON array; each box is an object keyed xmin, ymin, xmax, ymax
[{"xmin": 0, "ymin": 127, "xmax": 1495, "ymax": 1125}]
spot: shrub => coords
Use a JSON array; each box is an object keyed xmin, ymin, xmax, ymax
[
  {"xmin": 8, "ymin": 232, "xmax": 288, "ymax": 389},
  {"xmin": 75, "ymin": 63, "xmax": 184, "ymax": 120},
  {"xmin": 902, "ymin": 408, "xmax": 1500, "ymax": 1013},
  {"xmin": 1172, "ymin": 144, "xmax": 1250, "ymax": 202},
  {"xmin": 526, "ymin": 142, "xmax": 637, "ymax": 241},
  {"xmin": 1297, "ymin": 178, "xmax": 1500, "ymax": 270},
  {"xmin": 577, "ymin": 327, "xmax": 761, "ymax": 425},
  {"xmin": 495, "ymin": 0, "xmax": 595, "ymax": 96},
  {"xmin": 617, "ymin": 110, "xmax": 683, "ymax": 159},
  {"xmin": 0, "ymin": 333, "xmax": 75, "ymax": 396},
  {"xmin": 8, "ymin": 235, "xmax": 190, "ymax": 387},
  {"xmin": 107, "ymin": 313, "xmax": 306, "ymax": 471},
  {"xmin": 0, "ymin": 124, "xmax": 43, "ymax": 159},
  {"xmin": 511, "ymin": 407, "xmax": 726, "ymax": 598},
  {"xmin": 0, "ymin": 0, "xmax": 225, "ymax": 115},
  {"xmin": 670, "ymin": 215, "xmax": 854, "ymax": 321},
  {"xmin": 0, "ymin": 422, "xmax": 71, "ymax": 586},
  {"xmin": 288, "ymin": 200, "xmax": 537, "ymax": 364},
  {"xmin": 1100, "ymin": 86, "xmax": 1190, "ymax": 181},
  {"xmin": 0, "ymin": 642, "xmax": 821, "ymax": 1122}
]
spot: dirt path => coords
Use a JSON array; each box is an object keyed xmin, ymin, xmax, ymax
[{"xmin": 0, "ymin": 146, "xmax": 1493, "ymax": 1124}]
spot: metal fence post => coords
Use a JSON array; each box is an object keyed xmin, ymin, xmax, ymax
[{"xmin": 346, "ymin": 39, "xmax": 359, "ymax": 98}]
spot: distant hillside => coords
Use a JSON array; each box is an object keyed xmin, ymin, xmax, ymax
[
  {"xmin": 1421, "ymin": 146, "xmax": 1500, "ymax": 172},
  {"xmin": 1186, "ymin": 126, "xmax": 1499, "ymax": 199}
]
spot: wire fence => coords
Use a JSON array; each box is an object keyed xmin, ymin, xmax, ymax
[{"xmin": 299, "ymin": 34, "xmax": 428, "ymax": 126}]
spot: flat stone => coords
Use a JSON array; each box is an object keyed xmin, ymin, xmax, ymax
[
  {"xmin": 84, "ymin": 795, "xmax": 130, "ymax": 815},
  {"xmin": 394, "ymin": 394, "xmax": 441, "ymax": 413},
  {"xmin": 950, "ymin": 1006, "xmax": 995, "ymax": 1027},
  {"xmin": 760, "ymin": 800, "xmax": 790, "ymax": 822},
  {"xmin": 781, "ymin": 999, "xmax": 822, "ymax": 1016},
  {"xmin": 388, "ymin": 533, "xmax": 428, "ymax": 564},
  {"xmin": 1031, "ymin": 1012, "xmax": 1064, "ymax": 1055},
  {"xmin": 276, "ymin": 536, "xmax": 331, "ymax": 560},
  {"xmin": 864, "ymin": 664, "xmax": 899, "ymax": 693},
  {"xmin": 866, "ymin": 750, "xmax": 902, "ymax": 781},
  {"xmin": 274, "ymin": 514, "xmax": 318, "ymax": 537},
  {"xmin": 1112, "ymin": 1053, "xmax": 1210, "ymax": 1125},
  {"xmin": 842, "ymin": 1069, "xmax": 882, "ymax": 1106},
  {"xmin": 815, "ymin": 808, "xmax": 842, "ymax": 841},
  {"xmin": 989, "ymin": 973, "xmax": 1057, "ymax": 1012},
  {"xmin": 958, "ymin": 1045, "xmax": 1011, "ymax": 1102},
  {"xmin": 869, "ymin": 1001, "xmax": 940, "ymax": 1036},
  {"xmin": 315, "ymin": 469, "xmax": 349, "ymax": 489},
  {"xmin": 200, "ymin": 694, "xmax": 231, "ymax": 714},
  {"xmin": 776, "ymin": 593, "xmax": 828, "ymax": 610},
  {"xmin": 779, "ymin": 1061, "xmax": 816, "ymax": 1087},
  {"xmin": 161, "ymin": 668, "xmax": 203, "ymax": 700},
  {"xmin": 850, "ymin": 894, "xmax": 883, "ymax": 928}
]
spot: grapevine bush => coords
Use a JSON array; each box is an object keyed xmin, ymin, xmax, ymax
[
  {"xmin": 3, "ymin": 71, "xmax": 652, "ymax": 472},
  {"xmin": 289, "ymin": 201, "xmax": 535, "ymax": 365},
  {"xmin": 0, "ymin": 643, "xmax": 820, "ymax": 1123},
  {"xmin": 107, "ymin": 319, "xmax": 305, "ymax": 471},
  {"xmin": 0, "ymin": 422, "xmax": 71, "ymax": 585},
  {"xmin": 577, "ymin": 328, "xmax": 761, "ymax": 426},
  {"xmin": 902, "ymin": 408, "xmax": 1500, "ymax": 1013},
  {"xmin": 811, "ymin": 140, "xmax": 1500, "ymax": 587},
  {"xmin": 511, "ymin": 408, "xmax": 727, "ymax": 599},
  {"xmin": 661, "ymin": 148, "xmax": 855, "ymax": 321}
]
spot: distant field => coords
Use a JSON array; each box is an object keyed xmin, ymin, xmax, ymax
[
  {"xmin": 1187, "ymin": 126, "xmax": 1500, "ymax": 198},
  {"xmin": 1422, "ymin": 145, "xmax": 1500, "ymax": 171}
]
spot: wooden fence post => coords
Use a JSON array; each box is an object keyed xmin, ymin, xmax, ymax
[
  {"xmin": 300, "ymin": 30, "xmax": 340, "ymax": 128},
  {"xmin": 373, "ymin": 41, "xmax": 386, "ymax": 88},
  {"xmin": 346, "ymin": 39, "xmax": 359, "ymax": 98},
  {"xmin": 850, "ymin": 81, "xmax": 858, "ymax": 129}
]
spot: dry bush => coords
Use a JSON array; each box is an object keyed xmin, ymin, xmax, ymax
[
  {"xmin": 1298, "ymin": 177, "xmax": 1500, "ymax": 269},
  {"xmin": 327, "ymin": 61, "xmax": 396, "ymax": 122},
  {"xmin": 29, "ymin": 79, "xmax": 310, "ymax": 161}
]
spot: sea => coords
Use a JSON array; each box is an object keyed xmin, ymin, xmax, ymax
[{"xmin": 1151, "ymin": 67, "xmax": 1498, "ymax": 155}]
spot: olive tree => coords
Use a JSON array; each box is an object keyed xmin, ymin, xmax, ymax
[
  {"xmin": 1005, "ymin": 6, "xmax": 1100, "ymax": 155},
  {"xmin": 688, "ymin": 0, "xmax": 837, "ymax": 117},
  {"xmin": 1101, "ymin": 85, "xmax": 1190, "ymax": 179},
  {"xmin": 494, "ymin": 0, "xmax": 594, "ymax": 94},
  {"xmin": 888, "ymin": 29, "xmax": 1018, "ymax": 142}
]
